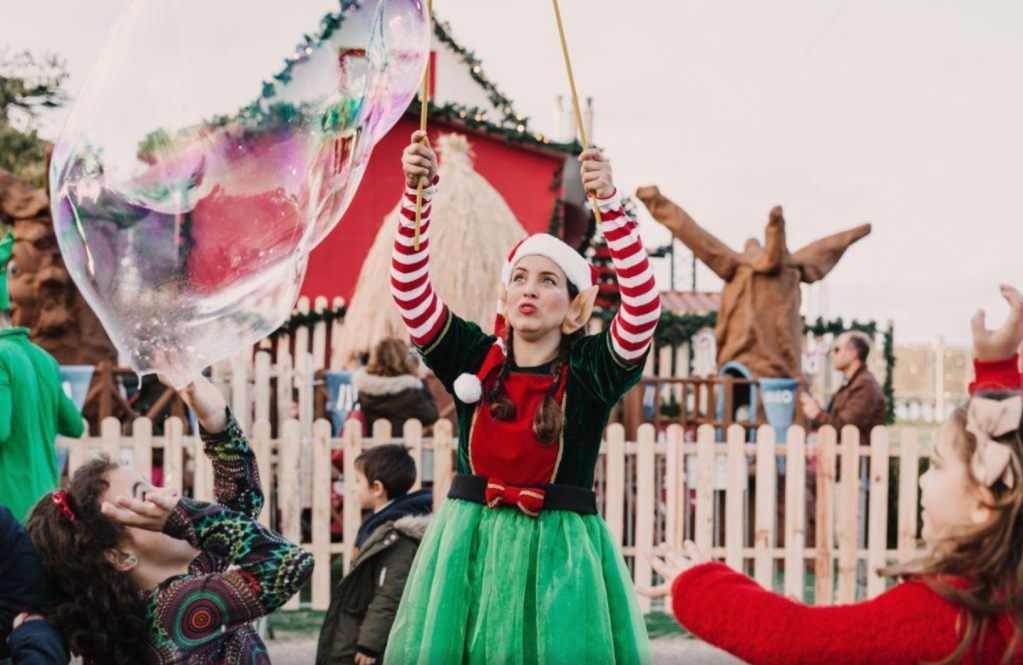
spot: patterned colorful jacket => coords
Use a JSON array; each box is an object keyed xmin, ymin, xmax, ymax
[{"xmin": 141, "ymin": 414, "xmax": 314, "ymax": 664}]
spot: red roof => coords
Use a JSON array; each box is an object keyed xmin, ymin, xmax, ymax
[{"xmin": 660, "ymin": 290, "xmax": 721, "ymax": 315}]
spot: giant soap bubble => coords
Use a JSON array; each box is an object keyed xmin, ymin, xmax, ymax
[{"xmin": 51, "ymin": 0, "xmax": 429, "ymax": 387}]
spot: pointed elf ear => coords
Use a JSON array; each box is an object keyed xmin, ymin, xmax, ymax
[{"xmin": 562, "ymin": 285, "xmax": 599, "ymax": 335}]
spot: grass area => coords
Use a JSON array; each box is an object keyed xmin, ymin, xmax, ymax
[
  {"xmin": 645, "ymin": 612, "xmax": 687, "ymax": 639},
  {"xmin": 269, "ymin": 607, "xmax": 693, "ymax": 642},
  {"xmin": 269, "ymin": 609, "xmax": 327, "ymax": 641}
]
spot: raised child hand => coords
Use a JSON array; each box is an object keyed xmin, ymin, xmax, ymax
[
  {"xmin": 636, "ymin": 541, "xmax": 707, "ymax": 598},
  {"xmin": 971, "ymin": 284, "xmax": 1023, "ymax": 361}
]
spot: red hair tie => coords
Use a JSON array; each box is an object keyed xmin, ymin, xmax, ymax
[{"xmin": 52, "ymin": 491, "xmax": 76, "ymax": 522}]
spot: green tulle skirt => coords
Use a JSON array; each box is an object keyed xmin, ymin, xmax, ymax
[{"xmin": 383, "ymin": 497, "xmax": 652, "ymax": 665}]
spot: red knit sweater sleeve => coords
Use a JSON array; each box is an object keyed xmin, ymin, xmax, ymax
[
  {"xmin": 670, "ymin": 562, "xmax": 963, "ymax": 665},
  {"xmin": 969, "ymin": 354, "xmax": 1021, "ymax": 395},
  {"xmin": 391, "ymin": 176, "xmax": 448, "ymax": 347}
]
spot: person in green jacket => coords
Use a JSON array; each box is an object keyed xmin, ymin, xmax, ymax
[
  {"xmin": 316, "ymin": 444, "xmax": 432, "ymax": 665},
  {"xmin": 0, "ymin": 231, "xmax": 84, "ymax": 521}
]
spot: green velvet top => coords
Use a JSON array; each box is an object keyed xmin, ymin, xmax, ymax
[{"xmin": 416, "ymin": 310, "xmax": 647, "ymax": 489}]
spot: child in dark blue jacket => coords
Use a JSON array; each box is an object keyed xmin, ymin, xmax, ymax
[{"xmin": 1, "ymin": 503, "xmax": 66, "ymax": 665}]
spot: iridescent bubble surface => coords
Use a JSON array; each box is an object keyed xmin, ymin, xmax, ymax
[{"xmin": 51, "ymin": 0, "xmax": 429, "ymax": 386}]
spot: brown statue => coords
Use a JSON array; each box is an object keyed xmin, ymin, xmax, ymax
[
  {"xmin": 0, "ymin": 165, "xmax": 117, "ymax": 366},
  {"xmin": 637, "ymin": 186, "xmax": 870, "ymax": 379}
]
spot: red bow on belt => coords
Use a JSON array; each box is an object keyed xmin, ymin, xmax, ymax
[{"xmin": 485, "ymin": 480, "xmax": 546, "ymax": 518}]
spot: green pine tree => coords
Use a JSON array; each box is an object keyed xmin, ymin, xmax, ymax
[{"xmin": 0, "ymin": 50, "xmax": 68, "ymax": 192}]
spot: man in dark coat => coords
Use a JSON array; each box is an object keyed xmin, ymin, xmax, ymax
[
  {"xmin": 800, "ymin": 331, "xmax": 888, "ymax": 439},
  {"xmin": 316, "ymin": 445, "xmax": 432, "ymax": 665}
]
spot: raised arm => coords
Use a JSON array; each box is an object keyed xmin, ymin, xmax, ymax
[
  {"xmin": 566, "ymin": 152, "xmax": 661, "ymax": 406},
  {"xmin": 636, "ymin": 185, "xmax": 740, "ymax": 280},
  {"xmin": 671, "ymin": 563, "xmax": 958, "ymax": 665},
  {"xmin": 153, "ymin": 498, "xmax": 314, "ymax": 638},
  {"xmin": 52, "ymin": 357, "xmax": 84, "ymax": 439},
  {"xmin": 748, "ymin": 206, "xmax": 787, "ymax": 274},
  {"xmin": 162, "ymin": 372, "xmax": 263, "ymax": 518},
  {"xmin": 390, "ymin": 131, "xmax": 494, "ymax": 393},
  {"xmin": 969, "ymin": 284, "xmax": 1022, "ymax": 394},
  {"xmin": 199, "ymin": 414, "xmax": 264, "ymax": 519},
  {"xmin": 595, "ymin": 194, "xmax": 660, "ymax": 365},
  {"xmin": 791, "ymin": 222, "xmax": 872, "ymax": 284}
]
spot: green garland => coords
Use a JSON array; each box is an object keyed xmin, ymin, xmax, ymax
[
  {"xmin": 139, "ymin": 6, "xmax": 579, "ymax": 158},
  {"xmin": 271, "ymin": 304, "xmax": 347, "ymax": 338},
  {"xmin": 409, "ymin": 99, "xmax": 579, "ymax": 155},
  {"xmin": 433, "ymin": 16, "xmax": 525, "ymax": 127},
  {"xmin": 253, "ymin": 7, "xmax": 578, "ymax": 155},
  {"xmin": 882, "ymin": 324, "xmax": 896, "ymax": 424}
]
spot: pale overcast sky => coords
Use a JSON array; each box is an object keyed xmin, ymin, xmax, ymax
[{"xmin": 3, "ymin": 0, "xmax": 1021, "ymax": 344}]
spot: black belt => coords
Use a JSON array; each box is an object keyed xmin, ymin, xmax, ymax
[{"xmin": 447, "ymin": 474, "xmax": 597, "ymax": 515}]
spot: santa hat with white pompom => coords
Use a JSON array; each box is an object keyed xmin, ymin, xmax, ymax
[{"xmin": 452, "ymin": 235, "xmax": 600, "ymax": 404}]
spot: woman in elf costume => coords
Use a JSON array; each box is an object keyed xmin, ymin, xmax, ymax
[{"xmin": 382, "ymin": 130, "xmax": 660, "ymax": 665}]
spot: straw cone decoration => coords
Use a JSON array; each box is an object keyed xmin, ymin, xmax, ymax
[{"xmin": 333, "ymin": 133, "xmax": 528, "ymax": 365}]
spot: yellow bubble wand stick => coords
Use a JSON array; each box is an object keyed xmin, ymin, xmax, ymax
[
  {"xmin": 551, "ymin": 0, "xmax": 601, "ymax": 225},
  {"xmin": 413, "ymin": 0, "xmax": 434, "ymax": 252}
]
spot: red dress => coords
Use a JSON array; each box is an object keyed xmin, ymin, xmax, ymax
[{"xmin": 671, "ymin": 563, "xmax": 1021, "ymax": 665}]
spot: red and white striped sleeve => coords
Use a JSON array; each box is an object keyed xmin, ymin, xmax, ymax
[
  {"xmin": 596, "ymin": 190, "xmax": 661, "ymax": 363},
  {"xmin": 391, "ymin": 177, "xmax": 449, "ymax": 348}
]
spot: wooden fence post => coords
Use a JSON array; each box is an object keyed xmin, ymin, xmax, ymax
[
  {"xmin": 312, "ymin": 296, "xmax": 329, "ymax": 370},
  {"xmin": 231, "ymin": 351, "xmax": 250, "ymax": 433},
  {"xmin": 753, "ymin": 426, "xmax": 777, "ymax": 588},
  {"xmin": 604, "ymin": 424, "xmax": 626, "ymax": 546},
  {"xmin": 784, "ymin": 426, "xmax": 807, "ymax": 600},
  {"xmin": 132, "ymin": 418, "xmax": 153, "ymax": 483},
  {"xmin": 815, "ymin": 426, "xmax": 837, "ymax": 606},
  {"xmin": 897, "ymin": 429, "xmax": 921, "ymax": 563},
  {"xmin": 432, "ymin": 420, "xmax": 454, "ymax": 511},
  {"xmin": 251, "ymin": 419, "xmax": 273, "ymax": 529},
  {"xmin": 165, "ymin": 417, "xmax": 185, "ymax": 495},
  {"xmin": 254, "ymin": 351, "xmax": 272, "ymax": 425},
  {"xmin": 404, "ymin": 419, "xmax": 424, "ymax": 492},
  {"xmin": 342, "ymin": 419, "xmax": 364, "ymax": 575},
  {"xmin": 280, "ymin": 419, "xmax": 302, "ymax": 610},
  {"xmin": 634, "ymin": 424, "xmax": 656, "ymax": 613},
  {"xmin": 311, "ymin": 419, "xmax": 333, "ymax": 610},
  {"xmin": 836, "ymin": 426, "xmax": 861, "ymax": 602},
  {"xmin": 694, "ymin": 424, "xmax": 715, "ymax": 553},
  {"xmin": 724, "ymin": 424, "xmax": 746, "ymax": 571},
  {"xmin": 867, "ymin": 426, "xmax": 890, "ymax": 597}
]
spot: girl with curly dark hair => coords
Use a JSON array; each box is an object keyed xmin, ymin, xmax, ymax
[{"xmin": 26, "ymin": 372, "xmax": 314, "ymax": 665}]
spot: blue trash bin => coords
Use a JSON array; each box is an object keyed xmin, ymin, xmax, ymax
[{"xmin": 759, "ymin": 377, "xmax": 799, "ymax": 474}]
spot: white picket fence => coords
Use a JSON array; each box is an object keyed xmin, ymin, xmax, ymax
[{"xmin": 64, "ymin": 419, "xmax": 930, "ymax": 614}]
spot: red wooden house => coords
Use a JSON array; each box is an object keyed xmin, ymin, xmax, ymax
[{"xmin": 300, "ymin": 17, "xmax": 590, "ymax": 303}]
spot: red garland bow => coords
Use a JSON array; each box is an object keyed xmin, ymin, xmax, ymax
[
  {"xmin": 485, "ymin": 480, "xmax": 546, "ymax": 518},
  {"xmin": 52, "ymin": 491, "xmax": 76, "ymax": 522}
]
